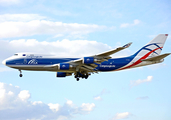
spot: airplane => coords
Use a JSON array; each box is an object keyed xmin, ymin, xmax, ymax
[{"xmin": 2, "ymin": 34, "xmax": 170, "ymax": 81}]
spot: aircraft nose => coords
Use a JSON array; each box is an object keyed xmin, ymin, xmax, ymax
[{"xmin": 2, "ymin": 60, "xmax": 6, "ymax": 65}]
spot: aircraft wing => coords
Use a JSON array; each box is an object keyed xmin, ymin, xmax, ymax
[
  {"xmin": 69, "ymin": 42, "xmax": 132, "ymax": 64},
  {"xmin": 70, "ymin": 42, "xmax": 132, "ymax": 72},
  {"xmin": 141, "ymin": 53, "xmax": 171, "ymax": 61},
  {"xmin": 44, "ymin": 42, "xmax": 132, "ymax": 73},
  {"xmin": 95, "ymin": 42, "xmax": 132, "ymax": 57}
]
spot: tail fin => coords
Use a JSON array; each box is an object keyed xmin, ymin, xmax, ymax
[{"xmin": 133, "ymin": 34, "xmax": 168, "ymax": 57}]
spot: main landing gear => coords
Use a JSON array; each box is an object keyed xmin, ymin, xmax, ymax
[
  {"xmin": 74, "ymin": 72, "xmax": 89, "ymax": 81},
  {"xmin": 19, "ymin": 70, "xmax": 23, "ymax": 77}
]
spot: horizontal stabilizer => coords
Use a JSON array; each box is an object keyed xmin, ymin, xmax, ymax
[{"xmin": 141, "ymin": 53, "xmax": 171, "ymax": 61}]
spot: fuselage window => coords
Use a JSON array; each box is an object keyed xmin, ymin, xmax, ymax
[{"xmin": 23, "ymin": 54, "xmax": 26, "ymax": 56}]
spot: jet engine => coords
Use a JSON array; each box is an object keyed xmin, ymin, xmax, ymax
[
  {"xmin": 83, "ymin": 57, "xmax": 94, "ymax": 64},
  {"xmin": 58, "ymin": 63, "xmax": 70, "ymax": 70},
  {"xmin": 56, "ymin": 72, "xmax": 72, "ymax": 77}
]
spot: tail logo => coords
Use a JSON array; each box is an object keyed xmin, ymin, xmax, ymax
[
  {"xmin": 134, "ymin": 43, "xmax": 162, "ymax": 56},
  {"xmin": 118, "ymin": 44, "xmax": 163, "ymax": 70}
]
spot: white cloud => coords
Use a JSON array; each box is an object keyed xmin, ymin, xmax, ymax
[
  {"xmin": 18, "ymin": 90, "xmax": 31, "ymax": 101},
  {"xmin": 80, "ymin": 103, "xmax": 95, "ymax": 112},
  {"xmin": 94, "ymin": 89, "xmax": 110, "ymax": 101},
  {"xmin": 66, "ymin": 100, "xmax": 73, "ymax": 106},
  {"xmin": 0, "ymin": 14, "xmax": 107, "ymax": 38},
  {"xmin": 94, "ymin": 96, "xmax": 102, "ymax": 101},
  {"xmin": 48, "ymin": 103, "xmax": 60, "ymax": 112},
  {"xmin": 113, "ymin": 112, "xmax": 132, "ymax": 120},
  {"xmin": 0, "ymin": 82, "xmax": 95, "ymax": 120},
  {"xmin": 0, "ymin": 39, "xmax": 111, "ymax": 62},
  {"xmin": 130, "ymin": 76, "xmax": 153, "ymax": 87},
  {"xmin": 57, "ymin": 116, "xmax": 68, "ymax": 120},
  {"xmin": 0, "ymin": 14, "xmax": 46, "ymax": 22},
  {"xmin": 0, "ymin": 89, "xmax": 5, "ymax": 99},
  {"xmin": 120, "ymin": 19, "xmax": 140, "ymax": 28},
  {"xmin": 0, "ymin": 0, "xmax": 20, "ymax": 5},
  {"xmin": 32, "ymin": 101, "xmax": 43, "ymax": 105}
]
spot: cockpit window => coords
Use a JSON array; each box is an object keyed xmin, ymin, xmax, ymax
[{"xmin": 14, "ymin": 54, "xmax": 18, "ymax": 56}]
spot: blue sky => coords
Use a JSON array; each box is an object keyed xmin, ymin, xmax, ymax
[{"xmin": 0, "ymin": 0, "xmax": 171, "ymax": 120}]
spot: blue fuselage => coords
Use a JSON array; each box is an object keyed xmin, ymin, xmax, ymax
[{"xmin": 6, "ymin": 56, "xmax": 134, "ymax": 72}]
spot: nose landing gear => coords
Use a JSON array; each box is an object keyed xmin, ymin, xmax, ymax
[
  {"xmin": 19, "ymin": 74, "xmax": 23, "ymax": 77},
  {"xmin": 19, "ymin": 70, "xmax": 23, "ymax": 77}
]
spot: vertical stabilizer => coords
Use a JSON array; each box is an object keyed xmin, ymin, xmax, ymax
[{"xmin": 134, "ymin": 34, "xmax": 168, "ymax": 57}]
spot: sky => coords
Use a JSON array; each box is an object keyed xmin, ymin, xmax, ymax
[{"xmin": 0, "ymin": 0, "xmax": 171, "ymax": 120}]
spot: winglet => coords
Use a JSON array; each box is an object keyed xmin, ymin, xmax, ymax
[{"xmin": 123, "ymin": 42, "xmax": 132, "ymax": 48}]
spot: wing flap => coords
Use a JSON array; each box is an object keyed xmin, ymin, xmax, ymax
[{"xmin": 82, "ymin": 64, "xmax": 95, "ymax": 70}]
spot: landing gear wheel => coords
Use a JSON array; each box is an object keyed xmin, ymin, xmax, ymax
[
  {"xmin": 85, "ymin": 76, "xmax": 88, "ymax": 79},
  {"xmin": 76, "ymin": 78, "xmax": 79, "ymax": 81},
  {"xmin": 19, "ymin": 74, "xmax": 23, "ymax": 77},
  {"xmin": 19, "ymin": 70, "xmax": 23, "ymax": 77},
  {"xmin": 75, "ymin": 75, "xmax": 77, "ymax": 78}
]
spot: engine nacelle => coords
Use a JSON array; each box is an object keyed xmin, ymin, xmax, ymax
[
  {"xmin": 83, "ymin": 57, "xmax": 94, "ymax": 64},
  {"xmin": 56, "ymin": 72, "xmax": 72, "ymax": 77},
  {"xmin": 58, "ymin": 63, "xmax": 70, "ymax": 70},
  {"xmin": 56, "ymin": 72, "xmax": 66, "ymax": 77}
]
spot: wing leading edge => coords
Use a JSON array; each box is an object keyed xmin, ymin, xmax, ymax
[{"xmin": 96, "ymin": 42, "xmax": 132, "ymax": 57}]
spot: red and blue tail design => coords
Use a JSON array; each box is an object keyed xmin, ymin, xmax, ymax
[{"xmin": 118, "ymin": 34, "xmax": 168, "ymax": 70}]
